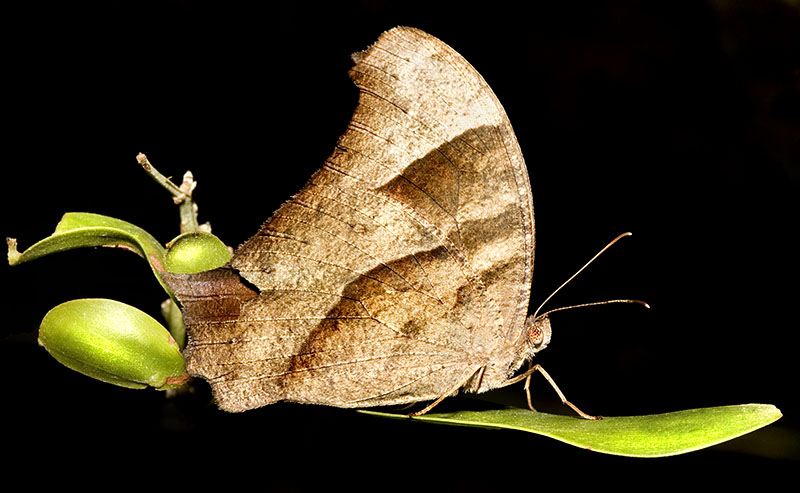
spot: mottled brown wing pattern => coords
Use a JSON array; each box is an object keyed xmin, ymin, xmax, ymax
[{"xmin": 180, "ymin": 27, "xmax": 535, "ymax": 412}]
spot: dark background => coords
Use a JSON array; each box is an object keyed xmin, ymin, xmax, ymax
[{"xmin": 2, "ymin": 0, "xmax": 798, "ymax": 488}]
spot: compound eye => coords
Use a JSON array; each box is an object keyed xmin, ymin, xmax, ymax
[{"xmin": 528, "ymin": 325, "xmax": 544, "ymax": 346}]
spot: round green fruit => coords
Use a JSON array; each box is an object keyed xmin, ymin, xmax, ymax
[{"xmin": 164, "ymin": 232, "xmax": 231, "ymax": 274}]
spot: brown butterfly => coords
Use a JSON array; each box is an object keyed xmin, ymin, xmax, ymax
[{"xmin": 165, "ymin": 27, "xmax": 643, "ymax": 419}]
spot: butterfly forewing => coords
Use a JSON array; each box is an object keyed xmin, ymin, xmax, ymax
[{"xmin": 182, "ymin": 27, "xmax": 535, "ymax": 412}]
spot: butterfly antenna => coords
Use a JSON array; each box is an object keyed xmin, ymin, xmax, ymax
[
  {"xmin": 538, "ymin": 299, "xmax": 650, "ymax": 318},
  {"xmin": 532, "ymin": 232, "xmax": 644, "ymax": 319}
]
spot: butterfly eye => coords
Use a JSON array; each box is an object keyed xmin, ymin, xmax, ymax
[{"xmin": 528, "ymin": 326, "xmax": 544, "ymax": 346}]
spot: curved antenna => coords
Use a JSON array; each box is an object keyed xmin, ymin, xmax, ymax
[
  {"xmin": 538, "ymin": 299, "xmax": 650, "ymax": 319},
  {"xmin": 532, "ymin": 232, "xmax": 639, "ymax": 319}
]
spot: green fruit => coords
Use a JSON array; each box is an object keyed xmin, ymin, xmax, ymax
[
  {"xmin": 38, "ymin": 299, "xmax": 187, "ymax": 389},
  {"xmin": 164, "ymin": 232, "xmax": 231, "ymax": 274}
]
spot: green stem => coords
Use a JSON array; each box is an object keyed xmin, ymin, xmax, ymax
[{"xmin": 161, "ymin": 298, "xmax": 186, "ymax": 349}]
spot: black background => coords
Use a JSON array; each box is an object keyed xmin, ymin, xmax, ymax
[{"xmin": 2, "ymin": 0, "xmax": 798, "ymax": 489}]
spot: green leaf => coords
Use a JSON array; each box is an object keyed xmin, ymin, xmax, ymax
[
  {"xmin": 8, "ymin": 212, "xmax": 172, "ymax": 294},
  {"xmin": 9, "ymin": 212, "xmax": 166, "ymax": 265},
  {"xmin": 361, "ymin": 404, "xmax": 782, "ymax": 457}
]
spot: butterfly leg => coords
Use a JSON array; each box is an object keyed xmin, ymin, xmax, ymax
[
  {"xmin": 408, "ymin": 366, "xmax": 485, "ymax": 417},
  {"xmin": 506, "ymin": 363, "xmax": 601, "ymax": 420}
]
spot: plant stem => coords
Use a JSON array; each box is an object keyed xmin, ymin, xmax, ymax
[{"xmin": 136, "ymin": 153, "xmax": 200, "ymax": 233}]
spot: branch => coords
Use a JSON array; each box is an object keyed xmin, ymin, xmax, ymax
[{"xmin": 136, "ymin": 152, "xmax": 200, "ymax": 233}]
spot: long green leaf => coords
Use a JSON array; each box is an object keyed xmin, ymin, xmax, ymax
[
  {"xmin": 8, "ymin": 212, "xmax": 170, "ymax": 292},
  {"xmin": 361, "ymin": 404, "xmax": 781, "ymax": 457}
]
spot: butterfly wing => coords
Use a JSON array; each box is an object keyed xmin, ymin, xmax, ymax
[{"xmin": 180, "ymin": 27, "xmax": 535, "ymax": 412}]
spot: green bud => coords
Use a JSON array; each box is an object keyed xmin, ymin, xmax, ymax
[
  {"xmin": 164, "ymin": 232, "xmax": 232, "ymax": 274},
  {"xmin": 38, "ymin": 299, "xmax": 188, "ymax": 390}
]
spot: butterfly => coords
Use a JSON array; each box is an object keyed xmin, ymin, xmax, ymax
[{"xmin": 165, "ymin": 27, "xmax": 640, "ymax": 418}]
